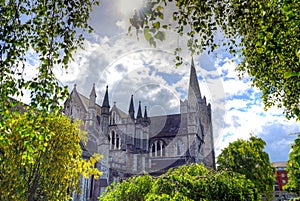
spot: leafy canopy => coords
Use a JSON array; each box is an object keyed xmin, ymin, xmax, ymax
[
  {"xmin": 100, "ymin": 163, "xmax": 261, "ymax": 201},
  {"xmin": 284, "ymin": 134, "xmax": 300, "ymax": 195},
  {"xmin": 0, "ymin": 110, "xmax": 101, "ymax": 201},
  {"xmin": 0, "ymin": 0, "xmax": 101, "ymax": 200},
  {"xmin": 0, "ymin": 0, "xmax": 99, "ymax": 111},
  {"xmin": 217, "ymin": 136, "xmax": 275, "ymax": 197},
  {"xmin": 130, "ymin": 0, "xmax": 300, "ymax": 120}
]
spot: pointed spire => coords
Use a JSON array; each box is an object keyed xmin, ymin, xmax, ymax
[
  {"xmin": 137, "ymin": 101, "xmax": 142, "ymax": 118},
  {"xmin": 128, "ymin": 95, "xmax": 135, "ymax": 119},
  {"xmin": 188, "ymin": 57, "xmax": 202, "ymax": 102},
  {"xmin": 89, "ymin": 83, "xmax": 96, "ymax": 99},
  {"xmin": 89, "ymin": 83, "xmax": 97, "ymax": 109},
  {"xmin": 143, "ymin": 106, "xmax": 151, "ymax": 126},
  {"xmin": 102, "ymin": 85, "xmax": 110, "ymax": 108},
  {"xmin": 144, "ymin": 106, "xmax": 148, "ymax": 119},
  {"xmin": 136, "ymin": 101, "xmax": 143, "ymax": 121}
]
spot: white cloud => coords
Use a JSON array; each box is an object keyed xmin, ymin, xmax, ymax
[{"xmin": 47, "ymin": 0, "xmax": 300, "ymax": 163}]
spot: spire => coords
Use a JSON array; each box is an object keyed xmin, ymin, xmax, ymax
[
  {"xmin": 89, "ymin": 83, "xmax": 97, "ymax": 109},
  {"xmin": 136, "ymin": 101, "xmax": 143, "ymax": 124},
  {"xmin": 128, "ymin": 95, "xmax": 135, "ymax": 119},
  {"xmin": 144, "ymin": 106, "xmax": 148, "ymax": 119},
  {"xmin": 102, "ymin": 85, "xmax": 110, "ymax": 108},
  {"xmin": 188, "ymin": 57, "xmax": 202, "ymax": 102},
  {"xmin": 89, "ymin": 83, "xmax": 96, "ymax": 99},
  {"xmin": 137, "ymin": 101, "xmax": 142, "ymax": 119},
  {"xmin": 143, "ymin": 106, "xmax": 151, "ymax": 126}
]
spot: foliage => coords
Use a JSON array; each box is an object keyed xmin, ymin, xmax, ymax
[
  {"xmin": 284, "ymin": 134, "xmax": 300, "ymax": 195},
  {"xmin": 129, "ymin": 0, "xmax": 300, "ymax": 120},
  {"xmin": 0, "ymin": 110, "xmax": 101, "ymax": 201},
  {"xmin": 0, "ymin": 1, "xmax": 101, "ymax": 199},
  {"xmin": 217, "ymin": 136, "xmax": 275, "ymax": 198},
  {"xmin": 100, "ymin": 163, "xmax": 260, "ymax": 201},
  {"xmin": 0, "ymin": 0, "xmax": 99, "ymax": 111}
]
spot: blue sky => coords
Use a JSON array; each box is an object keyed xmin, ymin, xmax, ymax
[{"xmin": 25, "ymin": 0, "xmax": 299, "ymax": 162}]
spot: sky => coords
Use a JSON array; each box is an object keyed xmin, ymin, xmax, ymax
[{"xmin": 29, "ymin": 0, "xmax": 299, "ymax": 162}]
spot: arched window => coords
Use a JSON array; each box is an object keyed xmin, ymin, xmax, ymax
[
  {"xmin": 116, "ymin": 134, "xmax": 120, "ymax": 149},
  {"xmin": 111, "ymin": 131, "xmax": 115, "ymax": 149},
  {"xmin": 177, "ymin": 139, "xmax": 183, "ymax": 155},
  {"xmin": 151, "ymin": 143, "xmax": 155, "ymax": 157},
  {"xmin": 162, "ymin": 144, "xmax": 166, "ymax": 156},
  {"xmin": 150, "ymin": 140, "xmax": 166, "ymax": 157},
  {"xmin": 157, "ymin": 141, "xmax": 161, "ymax": 157},
  {"xmin": 112, "ymin": 111, "xmax": 116, "ymax": 124}
]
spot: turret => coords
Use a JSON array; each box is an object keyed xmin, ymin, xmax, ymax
[
  {"xmin": 89, "ymin": 83, "xmax": 96, "ymax": 109},
  {"xmin": 143, "ymin": 106, "xmax": 151, "ymax": 126},
  {"xmin": 128, "ymin": 95, "xmax": 135, "ymax": 120},
  {"xmin": 136, "ymin": 101, "xmax": 143, "ymax": 124},
  {"xmin": 101, "ymin": 86, "xmax": 110, "ymax": 135},
  {"xmin": 101, "ymin": 85, "xmax": 110, "ymax": 115}
]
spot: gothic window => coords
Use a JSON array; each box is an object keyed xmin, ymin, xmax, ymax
[
  {"xmin": 116, "ymin": 114, "xmax": 119, "ymax": 124},
  {"xmin": 116, "ymin": 134, "xmax": 120, "ymax": 149},
  {"xmin": 111, "ymin": 131, "xmax": 115, "ymax": 149},
  {"xmin": 110, "ymin": 130, "xmax": 121, "ymax": 149},
  {"xmin": 177, "ymin": 139, "xmax": 183, "ymax": 155},
  {"xmin": 151, "ymin": 143, "xmax": 155, "ymax": 157},
  {"xmin": 112, "ymin": 111, "xmax": 116, "ymax": 124},
  {"xmin": 150, "ymin": 140, "xmax": 165, "ymax": 157},
  {"xmin": 139, "ymin": 129, "xmax": 143, "ymax": 149},
  {"xmin": 157, "ymin": 141, "xmax": 161, "ymax": 157}
]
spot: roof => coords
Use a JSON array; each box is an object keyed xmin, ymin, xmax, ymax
[
  {"xmin": 149, "ymin": 113, "xmax": 187, "ymax": 139},
  {"xmin": 77, "ymin": 92, "xmax": 101, "ymax": 113},
  {"xmin": 111, "ymin": 104, "xmax": 128, "ymax": 119}
]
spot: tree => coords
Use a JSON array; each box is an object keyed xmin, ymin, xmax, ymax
[
  {"xmin": 100, "ymin": 163, "xmax": 261, "ymax": 201},
  {"xmin": 0, "ymin": 0, "xmax": 99, "ymax": 111},
  {"xmin": 0, "ymin": 110, "xmax": 101, "ymax": 201},
  {"xmin": 0, "ymin": 1, "xmax": 101, "ymax": 199},
  {"xmin": 217, "ymin": 136, "xmax": 275, "ymax": 198},
  {"xmin": 129, "ymin": 0, "xmax": 300, "ymax": 120},
  {"xmin": 284, "ymin": 134, "xmax": 300, "ymax": 195}
]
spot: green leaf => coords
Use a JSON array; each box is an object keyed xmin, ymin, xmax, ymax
[
  {"xmin": 144, "ymin": 28, "xmax": 152, "ymax": 41},
  {"xmin": 284, "ymin": 72, "xmax": 299, "ymax": 79}
]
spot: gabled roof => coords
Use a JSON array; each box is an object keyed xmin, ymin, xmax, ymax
[
  {"xmin": 111, "ymin": 104, "xmax": 128, "ymax": 119},
  {"xmin": 149, "ymin": 113, "xmax": 187, "ymax": 139},
  {"xmin": 71, "ymin": 90, "xmax": 101, "ymax": 113}
]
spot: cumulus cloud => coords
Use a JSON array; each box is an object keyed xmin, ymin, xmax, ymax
[{"xmin": 50, "ymin": 0, "xmax": 300, "ymax": 162}]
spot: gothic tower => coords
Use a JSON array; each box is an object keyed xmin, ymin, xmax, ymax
[
  {"xmin": 187, "ymin": 58, "xmax": 215, "ymax": 168},
  {"xmin": 101, "ymin": 86, "xmax": 110, "ymax": 137},
  {"xmin": 88, "ymin": 83, "xmax": 97, "ymax": 130}
]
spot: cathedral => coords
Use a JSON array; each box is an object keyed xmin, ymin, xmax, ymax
[{"xmin": 63, "ymin": 58, "xmax": 215, "ymax": 200}]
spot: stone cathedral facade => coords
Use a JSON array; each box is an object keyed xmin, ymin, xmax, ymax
[{"xmin": 63, "ymin": 59, "xmax": 215, "ymax": 200}]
